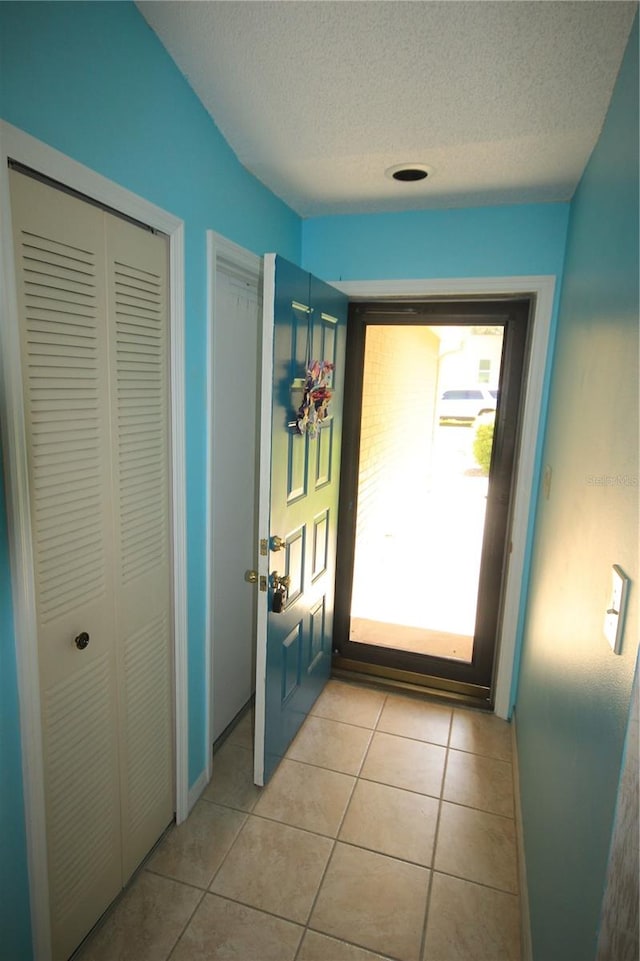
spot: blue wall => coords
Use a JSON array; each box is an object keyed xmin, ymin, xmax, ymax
[
  {"xmin": 0, "ymin": 459, "xmax": 32, "ymax": 959},
  {"xmin": 302, "ymin": 202, "xmax": 569, "ymax": 281},
  {"xmin": 515, "ymin": 16, "xmax": 639, "ymax": 961},
  {"xmin": 0, "ymin": 3, "xmax": 300, "ymax": 955}
]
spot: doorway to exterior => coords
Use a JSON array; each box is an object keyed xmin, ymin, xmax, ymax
[{"xmin": 334, "ymin": 299, "xmax": 531, "ymax": 703}]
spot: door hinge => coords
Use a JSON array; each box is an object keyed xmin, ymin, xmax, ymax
[
  {"xmin": 260, "ymin": 538, "xmax": 268, "ymax": 556},
  {"xmin": 259, "ymin": 575, "xmax": 267, "ymax": 592}
]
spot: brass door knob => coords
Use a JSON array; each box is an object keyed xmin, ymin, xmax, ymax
[{"xmin": 245, "ymin": 570, "xmax": 258, "ymax": 584}]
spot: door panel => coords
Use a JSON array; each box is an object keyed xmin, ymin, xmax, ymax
[
  {"xmin": 255, "ymin": 255, "xmax": 347, "ymax": 784},
  {"xmin": 106, "ymin": 215, "xmax": 173, "ymax": 880}
]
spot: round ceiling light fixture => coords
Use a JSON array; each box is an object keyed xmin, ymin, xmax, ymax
[{"xmin": 385, "ymin": 163, "xmax": 433, "ymax": 183}]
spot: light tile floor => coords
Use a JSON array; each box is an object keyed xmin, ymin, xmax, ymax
[{"xmin": 76, "ymin": 681, "xmax": 521, "ymax": 961}]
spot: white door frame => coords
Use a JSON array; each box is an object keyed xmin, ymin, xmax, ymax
[
  {"xmin": 203, "ymin": 231, "xmax": 262, "ymax": 792},
  {"xmin": 0, "ymin": 121, "xmax": 189, "ymax": 961},
  {"xmin": 332, "ymin": 276, "xmax": 556, "ymax": 718}
]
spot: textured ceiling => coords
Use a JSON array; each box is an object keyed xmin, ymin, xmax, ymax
[{"xmin": 137, "ymin": 1, "xmax": 637, "ymax": 217}]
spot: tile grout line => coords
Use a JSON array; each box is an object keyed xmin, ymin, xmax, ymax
[
  {"xmin": 292, "ymin": 692, "xmax": 387, "ymax": 961},
  {"xmin": 433, "ymin": 795, "xmax": 516, "ymax": 821},
  {"xmin": 144, "ymin": 865, "xmax": 223, "ymax": 894},
  {"xmin": 422, "ymin": 866, "xmax": 521, "ymax": 898},
  {"xmin": 145, "ymin": 788, "xmax": 250, "ymax": 893},
  {"xmin": 164, "ymin": 885, "xmax": 207, "ymax": 961},
  {"xmin": 311, "ymin": 710, "xmax": 386, "ymax": 732},
  {"xmin": 221, "ymin": 805, "xmax": 349, "ymax": 846},
  {"xmin": 181, "ymin": 888, "xmax": 307, "ymax": 932},
  {"xmin": 419, "ymin": 706, "xmax": 454, "ymax": 961},
  {"xmin": 204, "ymin": 799, "xmax": 257, "ymax": 895}
]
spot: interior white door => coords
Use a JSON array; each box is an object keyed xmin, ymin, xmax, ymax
[
  {"xmin": 9, "ymin": 169, "xmax": 173, "ymax": 960},
  {"xmin": 211, "ymin": 263, "xmax": 262, "ymax": 740}
]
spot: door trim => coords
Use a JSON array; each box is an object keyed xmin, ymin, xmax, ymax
[
  {"xmin": 205, "ymin": 230, "xmax": 262, "ymax": 786},
  {"xmin": 332, "ymin": 276, "xmax": 556, "ymax": 719},
  {"xmin": 0, "ymin": 121, "xmax": 188, "ymax": 960},
  {"xmin": 253, "ymin": 253, "xmax": 277, "ymax": 787},
  {"xmin": 335, "ymin": 299, "xmax": 530, "ymax": 693}
]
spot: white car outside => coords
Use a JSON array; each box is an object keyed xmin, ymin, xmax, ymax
[{"xmin": 438, "ymin": 387, "xmax": 498, "ymax": 424}]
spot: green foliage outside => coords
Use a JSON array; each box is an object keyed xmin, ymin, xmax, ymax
[{"xmin": 473, "ymin": 420, "xmax": 494, "ymax": 475}]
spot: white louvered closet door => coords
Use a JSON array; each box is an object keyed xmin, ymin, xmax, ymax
[
  {"xmin": 10, "ymin": 171, "xmax": 122, "ymax": 961},
  {"xmin": 10, "ymin": 170, "xmax": 173, "ymax": 961},
  {"xmin": 106, "ymin": 216, "xmax": 173, "ymax": 880}
]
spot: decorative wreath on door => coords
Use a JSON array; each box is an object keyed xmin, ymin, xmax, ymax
[{"xmin": 296, "ymin": 360, "xmax": 334, "ymax": 437}]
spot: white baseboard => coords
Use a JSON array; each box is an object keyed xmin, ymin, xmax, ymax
[
  {"xmin": 511, "ymin": 710, "xmax": 533, "ymax": 961},
  {"xmin": 187, "ymin": 769, "xmax": 209, "ymax": 815}
]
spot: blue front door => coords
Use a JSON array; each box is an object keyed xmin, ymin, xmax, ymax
[{"xmin": 254, "ymin": 255, "xmax": 348, "ymax": 784}]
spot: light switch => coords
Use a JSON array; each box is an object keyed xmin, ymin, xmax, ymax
[{"xmin": 604, "ymin": 565, "xmax": 630, "ymax": 655}]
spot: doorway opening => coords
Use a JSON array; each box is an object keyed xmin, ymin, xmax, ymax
[
  {"xmin": 350, "ymin": 323, "xmax": 503, "ymax": 662},
  {"xmin": 334, "ymin": 299, "xmax": 531, "ymax": 702}
]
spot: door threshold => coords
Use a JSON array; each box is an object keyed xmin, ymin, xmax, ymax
[{"xmin": 331, "ymin": 656, "xmax": 492, "ymax": 710}]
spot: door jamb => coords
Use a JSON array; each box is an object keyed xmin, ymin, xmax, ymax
[
  {"xmin": 332, "ymin": 276, "xmax": 556, "ymax": 719},
  {"xmin": 204, "ymin": 231, "xmax": 262, "ymax": 790},
  {"xmin": 0, "ymin": 121, "xmax": 189, "ymax": 961}
]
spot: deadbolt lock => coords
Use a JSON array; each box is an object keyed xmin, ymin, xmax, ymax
[
  {"xmin": 270, "ymin": 535, "xmax": 286, "ymax": 552},
  {"xmin": 271, "ymin": 570, "xmax": 290, "ymax": 614},
  {"xmin": 271, "ymin": 571, "xmax": 291, "ymax": 592}
]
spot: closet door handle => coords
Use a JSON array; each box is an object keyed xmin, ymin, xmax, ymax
[{"xmin": 74, "ymin": 631, "xmax": 90, "ymax": 651}]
